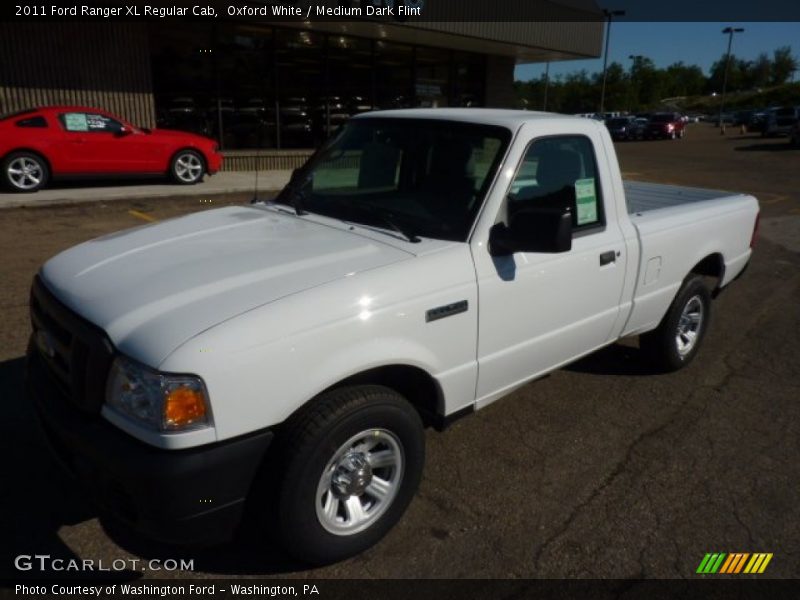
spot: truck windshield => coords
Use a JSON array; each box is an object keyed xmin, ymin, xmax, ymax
[{"xmin": 277, "ymin": 118, "xmax": 511, "ymax": 242}]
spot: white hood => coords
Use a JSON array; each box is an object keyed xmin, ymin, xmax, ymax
[{"xmin": 40, "ymin": 206, "xmax": 413, "ymax": 365}]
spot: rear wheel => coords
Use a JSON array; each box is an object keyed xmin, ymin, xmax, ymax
[
  {"xmin": 270, "ymin": 385, "xmax": 425, "ymax": 565},
  {"xmin": 2, "ymin": 152, "xmax": 49, "ymax": 192},
  {"xmin": 640, "ymin": 275, "xmax": 711, "ymax": 372},
  {"xmin": 170, "ymin": 149, "xmax": 205, "ymax": 184}
]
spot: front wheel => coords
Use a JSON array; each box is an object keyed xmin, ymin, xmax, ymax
[
  {"xmin": 273, "ymin": 385, "xmax": 425, "ymax": 565},
  {"xmin": 640, "ymin": 275, "xmax": 711, "ymax": 372},
  {"xmin": 170, "ymin": 149, "xmax": 205, "ymax": 185}
]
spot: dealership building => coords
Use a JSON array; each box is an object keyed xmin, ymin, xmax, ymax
[{"xmin": 0, "ymin": 11, "xmax": 603, "ymax": 170}]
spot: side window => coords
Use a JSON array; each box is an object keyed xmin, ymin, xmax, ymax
[
  {"xmin": 15, "ymin": 116, "xmax": 48, "ymax": 128},
  {"xmin": 59, "ymin": 112, "xmax": 123, "ymax": 133},
  {"xmin": 509, "ymin": 136, "xmax": 604, "ymax": 231}
]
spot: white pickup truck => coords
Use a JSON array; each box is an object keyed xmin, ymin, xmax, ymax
[{"xmin": 28, "ymin": 109, "xmax": 759, "ymax": 564}]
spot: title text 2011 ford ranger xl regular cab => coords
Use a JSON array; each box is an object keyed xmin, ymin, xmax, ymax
[{"xmin": 28, "ymin": 109, "xmax": 759, "ymax": 564}]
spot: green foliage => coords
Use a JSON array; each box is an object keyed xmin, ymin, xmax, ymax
[{"xmin": 515, "ymin": 48, "xmax": 798, "ymax": 114}]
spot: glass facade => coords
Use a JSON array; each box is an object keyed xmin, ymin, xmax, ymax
[{"xmin": 149, "ymin": 23, "xmax": 486, "ymax": 150}]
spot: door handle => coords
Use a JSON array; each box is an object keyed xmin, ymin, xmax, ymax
[{"xmin": 599, "ymin": 250, "xmax": 617, "ymax": 266}]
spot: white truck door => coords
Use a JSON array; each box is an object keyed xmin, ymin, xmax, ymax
[{"xmin": 472, "ymin": 124, "xmax": 627, "ymax": 407}]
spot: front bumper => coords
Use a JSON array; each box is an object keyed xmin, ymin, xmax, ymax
[
  {"xmin": 27, "ymin": 344, "xmax": 273, "ymax": 545},
  {"xmin": 207, "ymin": 151, "xmax": 223, "ymax": 174}
]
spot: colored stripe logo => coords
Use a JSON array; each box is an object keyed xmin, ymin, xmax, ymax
[{"xmin": 697, "ymin": 553, "xmax": 773, "ymax": 574}]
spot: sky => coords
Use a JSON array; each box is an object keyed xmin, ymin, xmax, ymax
[{"xmin": 514, "ymin": 22, "xmax": 800, "ymax": 82}]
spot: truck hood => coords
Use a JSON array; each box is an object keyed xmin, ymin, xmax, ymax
[{"xmin": 40, "ymin": 206, "xmax": 413, "ymax": 366}]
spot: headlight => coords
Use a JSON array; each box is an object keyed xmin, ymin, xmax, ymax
[{"xmin": 106, "ymin": 355, "xmax": 211, "ymax": 432}]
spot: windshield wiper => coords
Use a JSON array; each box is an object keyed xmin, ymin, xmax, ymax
[
  {"xmin": 288, "ymin": 185, "xmax": 308, "ymax": 216},
  {"xmin": 339, "ymin": 201, "xmax": 421, "ymax": 243}
]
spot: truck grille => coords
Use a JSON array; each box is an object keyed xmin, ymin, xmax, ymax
[{"xmin": 29, "ymin": 276, "xmax": 114, "ymax": 414}]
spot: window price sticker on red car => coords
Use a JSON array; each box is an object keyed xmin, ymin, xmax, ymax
[
  {"xmin": 63, "ymin": 113, "xmax": 88, "ymax": 132},
  {"xmin": 575, "ymin": 178, "xmax": 598, "ymax": 225}
]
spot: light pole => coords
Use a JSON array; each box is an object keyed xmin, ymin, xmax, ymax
[
  {"xmin": 627, "ymin": 54, "xmax": 643, "ymax": 113},
  {"xmin": 543, "ymin": 61, "xmax": 550, "ymax": 111},
  {"xmin": 718, "ymin": 26, "xmax": 744, "ymax": 131},
  {"xmin": 599, "ymin": 9, "xmax": 625, "ymax": 116}
]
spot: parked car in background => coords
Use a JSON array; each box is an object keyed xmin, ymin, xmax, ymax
[
  {"xmin": 790, "ymin": 120, "xmax": 800, "ymax": 147},
  {"xmin": 1, "ymin": 106, "xmax": 222, "ymax": 192},
  {"xmin": 762, "ymin": 106, "xmax": 800, "ymax": 137},
  {"xmin": 606, "ymin": 116, "xmax": 645, "ymax": 141},
  {"xmin": 748, "ymin": 110, "xmax": 768, "ymax": 131},
  {"xmin": 644, "ymin": 112, "xmax": 686, "ymax": 140}
]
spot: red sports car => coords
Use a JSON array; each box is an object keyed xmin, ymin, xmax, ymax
[{"xmin": 0, "ymin": 106, "xmax": 222, "ymax": 192}]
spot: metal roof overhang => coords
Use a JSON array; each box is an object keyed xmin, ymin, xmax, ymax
[{"xmin": 273, "ymin": 20, "xmax": 604, "ymax": 62}]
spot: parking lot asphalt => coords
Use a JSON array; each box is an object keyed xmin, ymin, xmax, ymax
[{"xmin": 1, "ymin": 124, "xmax": 798, "ymax": 580}]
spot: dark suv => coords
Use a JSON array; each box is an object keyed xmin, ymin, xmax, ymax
[{"xmin": 763, "ymin": 107, "xmax": 799, "ymax": 137}]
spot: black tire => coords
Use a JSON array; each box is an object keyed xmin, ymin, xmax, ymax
[
  {"xmin": 169, "ymin": 149, "xmax": 205, "ymax": 185},
  {"xmin": 271, "ymin": 385, "xmax": 425, "ymax": 565},
  {"xmin": 640, "ymin": 275, "xmax": 711, "ymax": 372},
  {"xmin": 2, "ymin": 151, "xmax": 49, "ymax": 192}
]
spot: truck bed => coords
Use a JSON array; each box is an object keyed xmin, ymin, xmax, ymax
[{"xmin": 624, "ymin": 180, "xmax": 740, "ymax": 215}]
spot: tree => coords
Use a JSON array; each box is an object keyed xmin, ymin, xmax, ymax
[
  {"xmin": 707, "ymin": 53, "xmax": 750, "ymax": 94},
  {"xmin": 771, "ymin": 46, "xmax": 798, "ymax": 85},
  {"xmin": 664, "ymin": 62, "xmax": 706, "ymax": 98},
  {"xmin": 750, "ymin": 53, "xmax": 772, "ymax": 89}
]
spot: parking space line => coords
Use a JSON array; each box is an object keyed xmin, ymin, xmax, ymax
[{"xmin": 128, "ymin": 210, "xmax": 157, "ymax": 222}]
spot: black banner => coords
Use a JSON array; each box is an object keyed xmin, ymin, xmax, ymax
[
  {"xmin": 3, "ymin": 0, "xmax": 800, "ymax": 23},
  {"xmin": 2, "ymin": 579, "xmax": 800, "ymax": 600}
]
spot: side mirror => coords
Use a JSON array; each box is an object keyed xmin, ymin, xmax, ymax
[
  {"xmin": 115, "ymin": 126, "xmax": 133, "ymax": 137},
  {"xmin": 489, "ymin": 207, "xmax": 572, "ymax": 256}
]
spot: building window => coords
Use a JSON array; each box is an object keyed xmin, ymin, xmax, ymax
[
  {"xmin": 148, "ymin": 24, "xmax": 486, "ymax": 150},
  {"xmin": 453, "ymin": 51, "xmax": 486, "ymax": 107},
  {"xmin": 415, "ymin": 46, "xmax": 450, "ymax": 108},
  {"xmin": 374, "ymin": 41, "xmax": 414, "ymax": 110},
  {"xmin": 215, "ymin": 23, "xmax": 275, "ymax": 149},
  {"xmin": 150, "ymin": 23, "xmax": 215, "ymax": 139}
]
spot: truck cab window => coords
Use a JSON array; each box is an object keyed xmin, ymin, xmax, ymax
[{"xmin": 509, "ymin": 136, "xmax": 603, "ymax": 231}]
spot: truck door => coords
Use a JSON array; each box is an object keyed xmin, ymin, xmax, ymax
[{"xmin": 472, "ymin": 129, "xmax": 627, "ymax": 406}]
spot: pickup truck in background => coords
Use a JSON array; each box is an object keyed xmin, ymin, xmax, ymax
[
  {"xmin": 644, "ymin": 112, "xmax": 686, "ymax": 140},
  {"xmin": 27, "ymin": 109, "xmax": 759, "ymax": 565}
]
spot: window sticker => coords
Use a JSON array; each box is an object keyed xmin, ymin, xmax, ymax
[
  {"xmin": 574, "ymin": 177, "xmax": 598, "ymax": 226},
  {"xmin": 86, "ymin": 114, "xmax": 111, "ymax": 130},
  {"xmin": 63, "ymin": 113, "xmax": 88, "ymax": 132}
]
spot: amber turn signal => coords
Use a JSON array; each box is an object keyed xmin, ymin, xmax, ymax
[{"xmin": 164, "ymin": 386, "xmax": 207, "ymax": 429}]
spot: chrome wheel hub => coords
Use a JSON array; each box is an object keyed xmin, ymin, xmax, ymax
[
  {"xmin": 175, "ymin": 154, "xmax": 202, "ymax": 182},
  {"xmin": 332, "ymin": 453, "xmax": 373, "ymax": 497},
  {"xmin": 316, "ymin": 429, "xmax": 404, "ymax": 536},
  {"xmin": 676, "ymin": 295, "xmax": 704, "ymax": 356}
]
